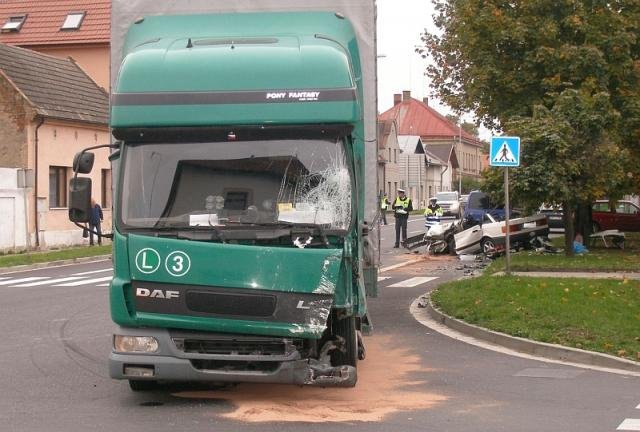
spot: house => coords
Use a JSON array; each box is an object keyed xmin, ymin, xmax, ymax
[
  {"xmin": 0, "ymin": 0, "xmax": 110, "ymax": 89},
  {"xmin": 396, "ymin": 135, "xmax": 427, "ymax": 208},
  {"xmin": 395, "ymin": 136, "xmax": 459, "ymax": 209},
  {"xmin": 0, "ymin": 43, "xmax": 110, "ymax": 250},
  {"xmin": 379, "ymin": 90, "xmax": 485, "ymax": 191},
  {"xmin": 425, "ymin": 144, "xmax": 458, "ymax": 198},
  {"xmin": 377, "ymin": 119, "xmax": 401, "ymax": 200}
]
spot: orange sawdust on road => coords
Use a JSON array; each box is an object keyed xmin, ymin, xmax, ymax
[{"xmin": 174, "ymin": 335, "xmax": 447, "ymax": 423}]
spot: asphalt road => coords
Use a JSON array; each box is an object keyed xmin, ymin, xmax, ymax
[{"xmin": 0, "ymin": 249, "xmax": 638, "ymax": 431}]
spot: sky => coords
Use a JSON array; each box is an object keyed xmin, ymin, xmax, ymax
[
  {"xmin": 376, "ymin": 0, "xmax": 491, "ymax": 139},
  {"xmin": 376, "ymin": 0, "xmax": 435, "ymax": 113}
]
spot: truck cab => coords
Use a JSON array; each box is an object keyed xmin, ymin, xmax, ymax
[{"xmin": 69, "ymin": 10, "xmax": 377, "ymax": 389}]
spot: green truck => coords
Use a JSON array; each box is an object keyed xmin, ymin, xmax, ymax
[{"xmin": 69, "ymin": 1, "xmax": 378, "ymax": 389}]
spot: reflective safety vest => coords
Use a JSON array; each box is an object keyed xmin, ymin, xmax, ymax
[
  {"xmin": 381, "ymin": 197, "xmax": 389, "ymax": 210},
  {"xmin": 394, "ymin": 197, "xmax": 410, "ymax": 214},
  {"xmin": 424, "ymin": 205, "xmax": 443, "ymax": 217}
]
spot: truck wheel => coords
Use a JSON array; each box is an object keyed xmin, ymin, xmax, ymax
[
  {"xmin": 331, "ymin": 316, "xmax": 358, "ymax": 368},
  {"xmin": 128, "ymin": 380, "xmax": 158, "ymax": 391}
]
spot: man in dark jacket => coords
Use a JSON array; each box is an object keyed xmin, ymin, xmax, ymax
[
  {"xmin": 89, "ymin": 198, "xmax": 103, "ymax": 246},
  {"xmin": 392, "ymin": 188, "xmax": 413, "ymax": 248}
]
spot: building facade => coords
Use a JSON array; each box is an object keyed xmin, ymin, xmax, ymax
[
  {"xmin": 379, "ymin": 91, "xmax": 485, "ymax": 191},
  {"xmin": 0, "ymin": 43, "xmax": 110, "ymax": 251},
  {"xmin": 0, "ymin": 0, "xmax": 110, "ymax": 89}
]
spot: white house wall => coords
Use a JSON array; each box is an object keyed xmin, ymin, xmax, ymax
[{"xmin": 0, "ymin": 168, "xmax": 29, "ymax": 251}]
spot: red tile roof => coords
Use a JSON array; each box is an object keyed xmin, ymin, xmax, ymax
[
  {"xmin": 379, "ymin": 96, "xmax": 482, "ymax": 146},
  {"xmin": 0, "ymin": 0, "xmax": 109, "ymax": 46},
  {"xmin": 0, "ymin": 43, "xmax": 109, "ymax": 124}
]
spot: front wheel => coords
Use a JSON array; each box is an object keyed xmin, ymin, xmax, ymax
[
  {"xmin": 330, "ymin": 315, "xmax": 358, "ymax": 368},
  {"xmin": 481, "ymin": 237, "xmax": 497, "ymax": 258}
]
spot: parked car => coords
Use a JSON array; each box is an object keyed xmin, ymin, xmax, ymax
[
  {"xmin": 592, "ymin": 200, "xmax": 640, "ymax": 232},
  {"xmin": 539, "ymin": 203, "xmax": 564, "ymax": 232},
  {"xmin": 463, "ymin": 190, "xmax": 519, "ymax": 223},
  {"xmin": 453, "ymin": 213, "xmax": 549, "ymax": 256}
]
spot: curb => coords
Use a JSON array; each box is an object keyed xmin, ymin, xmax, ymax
[
  {"xmin": 0, "ymin": 255, "xmax": 111, "ymax": 275},
  {"xmin": 422, "ymin": 294, "xmax": 640, "ymax": 374},
  {"xmin": 493, "ymin": 270, "xmax": 640, "ymax": 280}
]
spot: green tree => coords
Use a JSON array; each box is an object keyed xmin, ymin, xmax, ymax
[{"xmin": 420, "ymin": 0, "xmax": 640, "ymax": 253}]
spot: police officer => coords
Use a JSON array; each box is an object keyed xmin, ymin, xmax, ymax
[
  {"xmin": 380, "ymin": 193, "xmax": 390, "ymax": 225},
  {"xmin": 392, "ymin": 188, "xmax": 413, "ymax": 248},
  {"xmin": 424, "ymin": 197, "xmax": 443, "ymax": 217}
]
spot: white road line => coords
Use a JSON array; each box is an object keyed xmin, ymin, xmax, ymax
[
  {"xmin": 54, "ymin": 276, "xmax": 112, "ymax": 287},
  {"xmin": 0, "ymin": 277, "xmax": 9, "ymax": 281},
  {"xmin": 96, "ymin": 283, "xmax": 110, "ymax": 287},
  {"xmin": 0, "ymin": 277, "xmax": 49, "ymax": 286},
  {"xmin": 377, "ymin": 276, "xmax": 391, "ymax": 282},
  {"xmin": 409, "ymin": 230, "xmax": 423, "ymax": 234},
  {"xmin": 618, "ymin": 419, "xmax": 640, "ymax": 430},
  {"xmin": 10, "ymin": 276, "xmax": 85, "ymax": 287},
  {"xmin": 637, "ymin": 404, "xmax": 640, "ymax": 409},
  {"xmin": 388, "ymin": 276, "xmax": 438, "ymax": 288},
  {"xmin": 72, "ymin": 268, "xmax": 113, "ymax": 276}
]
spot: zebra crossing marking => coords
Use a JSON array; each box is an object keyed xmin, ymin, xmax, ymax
[
  {"xmin": 0, "ymin": 277, "xmax": 49, "ymax": 286},
  {"xmin": 72, "ymin": 268, "xmax": 113, "ymax": 276},
  {"xmin": 618, "ymin": 419, "xmax": 640, "ymax": 431},
  {"xmin": 377, "ymin": 276, "xmax": 391, "ymax": 282},
  {"xmin": 388, "ymin": 276, "xmax": 438, "ymax": 288},
  {"xmin": 54, "ymin": 276, "xmax": 113, "ymax": 287},
  {"xmin": 9, "ymin": 276, "xmax": 85, "ymax": 287}
]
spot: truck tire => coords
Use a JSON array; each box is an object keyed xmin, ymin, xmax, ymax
[
  {"xmin": 331, "ymin": 315, "xmax": 358, "ymax": 368},
  {"xmin": 128, "ymin": 380, "xmax": 158, "ymax": 391}
]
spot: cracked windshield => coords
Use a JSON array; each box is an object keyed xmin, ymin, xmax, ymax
[{"xmin": 120, "ymin": 138, "xmax": 352, "ymax": 230}]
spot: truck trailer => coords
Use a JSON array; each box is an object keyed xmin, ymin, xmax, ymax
[{"xmin": 68, "ymin": 0, "xmax": 378, "ymax": 389}]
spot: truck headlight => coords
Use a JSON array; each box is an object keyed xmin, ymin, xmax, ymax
[{"xmin": 114, "ymin": 335, "xmax": 159, "ymax": 353}]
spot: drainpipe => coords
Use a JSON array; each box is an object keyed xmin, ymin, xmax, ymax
[{"xmin": 34, "ymin": 116, "xmax": 45, "ymax": 248}]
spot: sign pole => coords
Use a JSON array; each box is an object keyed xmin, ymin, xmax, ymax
[{"xmin": 504, "ymin": 167, "xmax": 511, "ymax": 276}]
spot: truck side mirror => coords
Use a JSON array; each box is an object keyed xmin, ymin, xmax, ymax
[
  {"xmin": 73, "ymin": 151, "xmax": 95, "ymax": 174},
  {"xmin": 68, "ymin": 177, "xmax": 92, "ymax": 222}
]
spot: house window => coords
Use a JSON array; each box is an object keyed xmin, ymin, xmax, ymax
[
  {"xmin": 61, "ymin": 12, "xmax": 85, "ymax": 30},
  {"xmin": 394, "ymin": 149, "xmax": 397, "ymax": 163},
  {"xmin": 49, "ymin": 166, "xmax": 67, "ymax": 208},
  {"xmin": 101, "ymin": 169, "xmax": 112, "ymax": 208},
  {"xmin": 2, "ymin": 15, "xmax": 27, "ymax": 32},
  {"xmin": 388, "ymin": 148, "xmax": 391, "ymax": 162}
]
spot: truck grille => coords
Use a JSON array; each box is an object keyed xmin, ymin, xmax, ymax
[
  {"xmin": 177, "ymin": 338, "xmax": 289, "ymax": 356},
  {"xmin": 186, "ymin": 290, "xmax": 276, "ymax": 317},
  {"xmin": 190, "ymin": 359, "xmax": 280, "ymax": 372}
]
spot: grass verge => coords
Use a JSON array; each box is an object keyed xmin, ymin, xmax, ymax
[
  {"xmin": 0, "ymin": 245, "xmax": 111, "ymax": 268},
  {"xmin": 431, "ymin": 275, "xmax": 640, "ymax": 362},
  {"xmin": 486, "ymin": 232, "xmax": 640, "ymax": 273}
]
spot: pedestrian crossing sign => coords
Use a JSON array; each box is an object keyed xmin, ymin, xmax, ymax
[{"xmin": 490, "ymin": 136, "xmax": 520, "ymax": 167}]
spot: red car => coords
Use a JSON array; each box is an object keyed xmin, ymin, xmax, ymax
[{"xmin": 592, "ymin": 200, "xmax": 640, "ymax": 232}]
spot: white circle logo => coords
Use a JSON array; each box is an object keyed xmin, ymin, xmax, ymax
[
  {"xmin": 165, "ymin": 251, "xmax": 191, "ymax": 277},
  {"xmin": 134, "ymin": 248, "xmax": 161, "ymax": 274}
]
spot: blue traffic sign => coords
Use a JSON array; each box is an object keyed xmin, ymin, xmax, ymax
[{"xmin": 490, "ymin": 136, "xmax": 520, "ymax": 167}]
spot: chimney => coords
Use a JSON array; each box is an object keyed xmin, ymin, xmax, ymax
[
  {"xmin": 402, "ymin": 90, "xmax": 411, "ymax": 102},
  {"xmin": 423, "ymin": 97, "xmax": 428, "ymax": 106},
  {"xmin": 393, "ymin": 93, "xmax": 401, "ymax": 105}
]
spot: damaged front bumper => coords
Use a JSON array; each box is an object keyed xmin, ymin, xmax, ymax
[{"xmin": 109, "ymin": 327, "xmax": 357, "ymax": 387}]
